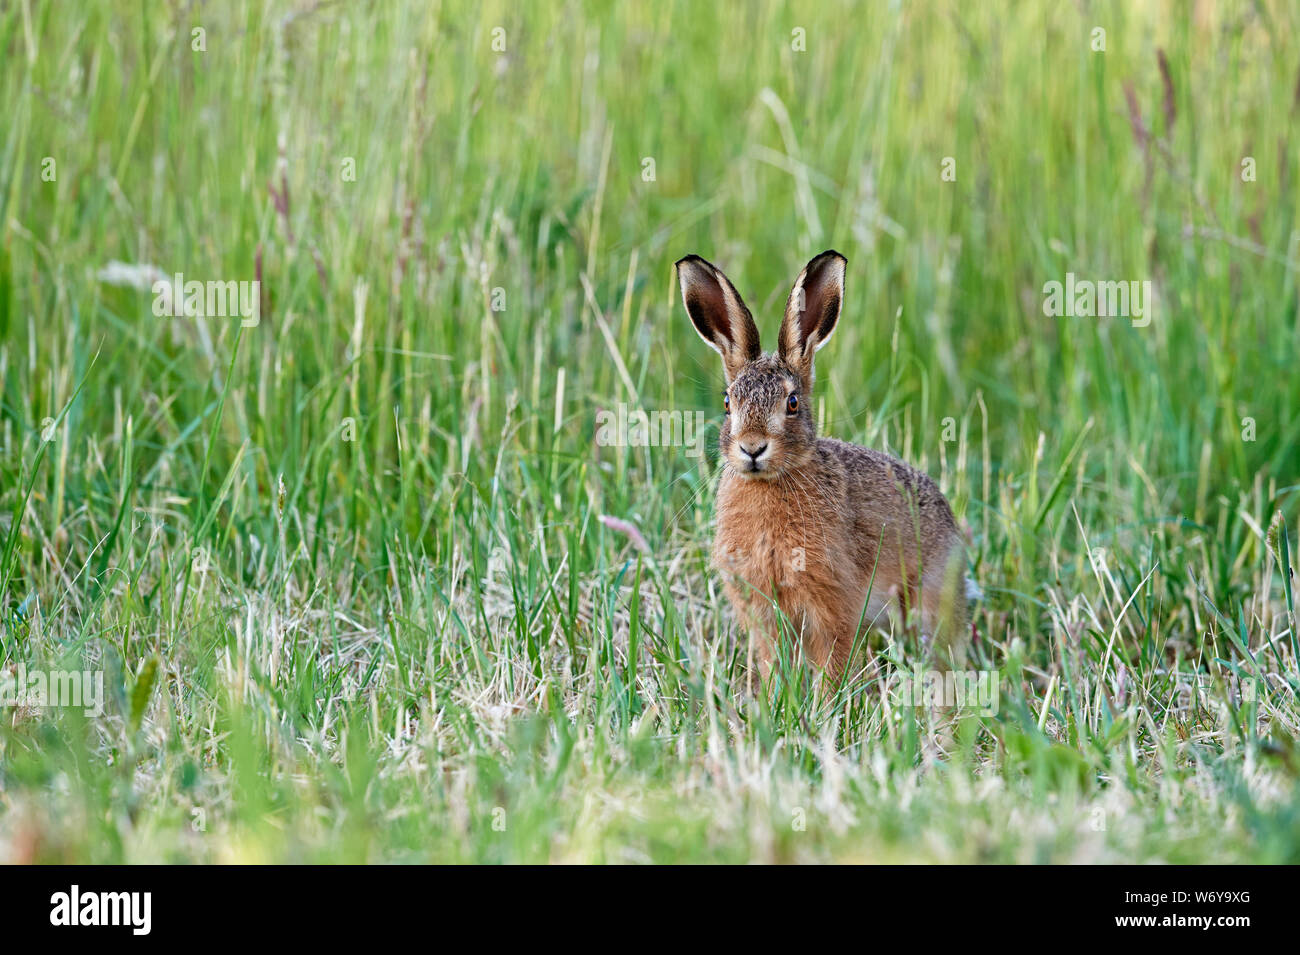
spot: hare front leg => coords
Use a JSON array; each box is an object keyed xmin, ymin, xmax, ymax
[
  {"xmin": 919, "ymin": 553, "xmax": 972, "ymax": 671},
  {"xmin": 723, "ymin": 578, "xmax": 780, "ymax": 690}
]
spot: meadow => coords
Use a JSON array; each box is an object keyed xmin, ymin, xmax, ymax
[{"xmin": 1, "ymin": 0, "xmax": 1298, "ymax": 863}]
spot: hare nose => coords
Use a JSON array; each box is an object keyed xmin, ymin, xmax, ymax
[{"xmin": 739, "ymin": 441, "xmax": 768, "ymax": 462}]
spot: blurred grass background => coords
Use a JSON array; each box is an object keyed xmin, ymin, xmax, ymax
[{"xmin": 0, "ymin": 0, "xmax": 1298, "ymax": 862}]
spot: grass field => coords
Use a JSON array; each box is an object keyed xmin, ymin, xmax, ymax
[{"xmin": 1, "ymin": 0, "xmax": 1298, "ymax": 863}]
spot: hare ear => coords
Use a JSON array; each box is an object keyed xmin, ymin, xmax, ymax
[
  {"xmin": 676, "ymin": 255, "xmax": 761, "ymax": 383},
  {"xmin": 778, "ymin": 250, "xmax": 846, "ymax": 389}
]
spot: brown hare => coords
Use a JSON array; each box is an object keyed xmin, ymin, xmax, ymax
[{"xmin": 676, "ymin": 250, "xmax": 976, "ymax": 685}]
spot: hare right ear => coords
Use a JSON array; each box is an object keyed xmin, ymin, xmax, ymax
[
  {"xmin": 778, "ymin": 250, "xmax": 846, "ymax": 392},
  {"xmin": 676, "ymin": 255, "xmax": 761, "ymax": 383}
]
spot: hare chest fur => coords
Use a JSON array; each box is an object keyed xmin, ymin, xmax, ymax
[{"xmin": 677, "ymin": 250, "xmax": 971, "ymax": 681}]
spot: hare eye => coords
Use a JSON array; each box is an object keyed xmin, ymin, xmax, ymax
[
  {"xmin": 786, "ymin": 393, "xmax": 799, "ymax": 415},
  {"xmin": 723, "ymin": 393, "xmax": 730, "ymax": 414}
]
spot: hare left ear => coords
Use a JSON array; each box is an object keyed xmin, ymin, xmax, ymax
[
  {"xmin": 778, "ymin": 250, "xmax": 846, "ymax": 390},
  {"xmin": 676, "ymin": 254, "xmax": 761, "ymax": 383}
]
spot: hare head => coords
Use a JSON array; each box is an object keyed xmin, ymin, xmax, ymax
[{"xmin": 676, "ymin": 250, "xmax": 846, "ymax": 480}]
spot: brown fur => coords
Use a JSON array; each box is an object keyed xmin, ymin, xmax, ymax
[{"xmin": 676, "ymin": 251, "xmax": 970, "ymax": 684}]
